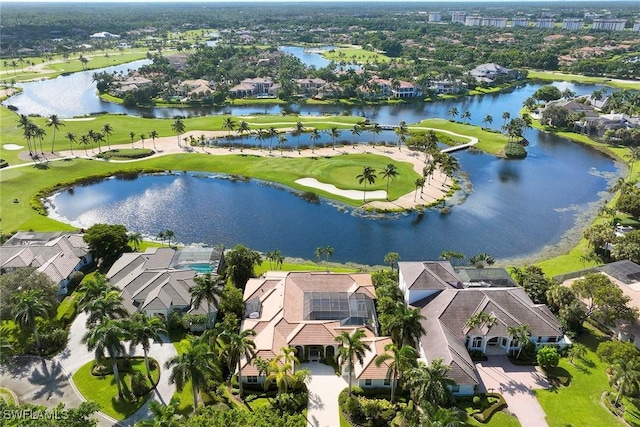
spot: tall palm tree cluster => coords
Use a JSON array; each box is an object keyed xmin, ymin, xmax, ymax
[{"xmin": 78, "ymin": 274, "xmax": 167, "ymax": 399}]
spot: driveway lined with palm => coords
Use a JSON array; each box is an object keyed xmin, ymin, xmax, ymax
[{"xmin": 304, "ymin": 362, "xmax": 347, "ymax": 427}]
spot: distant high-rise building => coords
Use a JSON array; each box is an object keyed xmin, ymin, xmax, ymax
[
  {"xmin": 429, "ymin": 12, "xmax": 442, "ymax": 22},
  {"xmin": 592, "ymin": 19, "xmax": 626, "ymax": 31},
  {"xmin": 451, "ymin": 11, "xmax": 467, "ymax": 24},
  {"xmin": 482, "ymin": 17, "xmax": 508, "ymax": 28},
  {"xmin": 511, "ymin": 17, "xmax": 529, "ymax": 27},
  {"xmin": 537, "ymin": 18, "xmax": 555, "ymax": 28},
  {"xmin": 634, "ymin": 21, "xmax": 640, "ymax": 32},
  {"xmin": 562, "ymin": 19, "xmax": 583, "ymax": 30},
  {"xmin": 465, "ymin": 15, "xmax": 483, "ymax": 26}
]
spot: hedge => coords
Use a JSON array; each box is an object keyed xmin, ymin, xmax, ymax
[{"xmin": 471, "ymin": 393, "xmax": 508, "ymax": 423}]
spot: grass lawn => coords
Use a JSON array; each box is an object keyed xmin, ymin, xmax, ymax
[
  {"xmin": 535, "ymin": 325, "xmax": 625, "ymax": 427},
  {"xmin": 526, "ymin": 71, "xmax": 640, "ymax": 90},
  {"xmin": 412, "ymin": 118, "xmax": 510, "ymax": 156},
  {"xmin": 72, "ymin": 358, "xmax": 158, "ymax": 420},
  {"xmin": 461, "ymin": 411, "xmax": 521, "ymax": 427},
  {"xmin": 323, "ymin": 47, "xmax": 391, "ymax": 64},
  {"xmin": 255, "ymin": 260, "xmax": 358, "ymax": 276}
]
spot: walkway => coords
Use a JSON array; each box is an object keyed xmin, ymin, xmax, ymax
[
  {"xmin": 304, "ymin": 362, "xmax": 347, "ymax": 427},
  {"xmin": 1, "ymin": 311, "xmax": 177, "ymax": 426},
  {"xmin": 475, "ymin": 356, "xmax": 550, "ymax": 427}
]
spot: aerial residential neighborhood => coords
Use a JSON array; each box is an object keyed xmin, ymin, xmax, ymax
[{"xmin": 1, "ymin": 2, "xmax": 640, "ymax": 427}]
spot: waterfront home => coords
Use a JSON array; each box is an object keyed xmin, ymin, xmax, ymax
[{"xmin": 469, "ymin": 63, "xmax": 519, "ymax": 84}]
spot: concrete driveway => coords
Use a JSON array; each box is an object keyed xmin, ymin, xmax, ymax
[
  {"xmin": 475, "ymin": 356, "xmax": 550, "ymax": 427},
  {"xmin": 304, "ymin": 362, "xmax": 348, "ymax": 427}
]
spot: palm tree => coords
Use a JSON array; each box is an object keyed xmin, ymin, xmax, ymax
[
  {"xmin": 310, "ymin": 128, "xmax": 320, "ymax": 153},
  {"xmin": 266, "ymin": 249, "xmax": 284, "ymax": 270},
  {"xmin": 335, "ymin": 328, "xmax": 371, "ymax": 396},
  {"xmin": 568, "ymin": 343, "xmax": 587, "ymax": 364},
  {"xmin": 384, "ymin": 252, "xmax": 400, "ymax": 272},
  {"xmin": 130, "ymin": 131, "xmax": 136, "ymax": 148},
  {"xmin": 83, "ymin": 290, "xmax": 127, "ymax": 326},
  {"xmin": 47, "ymin": 114, "xmax": 64, "ymax": 153},
  {"xmin": 447, "ymin": 107, "xmax": 459, "ymax": 120},
  {"xmin": 356, "ymin": 166, "xmax": 377, "ymax": 203},
  {"xmin": 279, "ymin": 345, "xmax": 300, "ymax": 374},
  {"xmin": 315, "ymin": 246, "xmax": 325, "ymax": 268},
  {"xmin": 610, "ymin": 358, "xmax": 640, "ymax": 405},
  {"xmin": 380, "ymin": 163, "xmax": 399, "ymax": 200},
  {"xmin": 33, "ymin": 125, "xmax": 46, "ymax": 155},
  {"xmin": 93, "ymin": 132, "xmax": 105, "ymax": 153},
  {"xmin": 82, "ymin": 319, "xmax": 128, "ymax": 398},
  {"xmin": 278, "ymin": 134, "xmax": 288, "ymax": 156},
  {"xmin": 139, "ymin": 133, "xmax": 146, "ymax": 149},
  {"xmin": 18, "ymin": 115, "xmax": 35, "ymax": 155},
  {"xmin": 171, "ymin": 118, "xmax": 186, "ymax": 148},
  {"xmin": 370, "ymin": 123, "xmax": 382, "ymax": 146},
  {"xmin": 395, "ymin": 121, "xmax": 408, "ymax": 151},
  {"xmin": 507, "ymin": 324, "xmax": 532, "ymax": 359},
  {"xmin": 65, "ymin": 132, "xmax": 76, "ymax": 155},
  {"xmin": 295, "ymin": 121, "xmax": 304, "ymax": 153},
  {"xmin": 129, "ymin": 312, "xmax": 167, "ymax": 379},
  {"xmin": 138, "ymin": 397, "xmax": 184, "ymax": 427},
  {"xmin": 190, "ymin": 273, "xmax": 222, "ymax": 328},
  {"xmin": 264, "ymin": 357, "xmax": 294, "ymax": 396},
  {"xmin": 222, "ymin": 117, "xmax": 236, "ymax": 149},
  {"xmin": 404, "ymin": 359, "xmax": 455, "ymax": 410},
  {"xmin": 156, "ymin": 231, "xmax": 166, "ymax": 246},
  {"xmin": 165, "ymin": 230, "xmax": 176, "ymax": 247},
  {"xmin": 414, "ymin": 177, "xmax": 425, "ymax": 201},
  {"xmin": 387, "ymin": 304, "xmax": 426, "ymax": 347},
  {"xmin": 374, "ymin": 343, "xmax": 418, "ymax": 402},
  {"xmin": 324, "ymin": 245, "xmax": 334, "ymax": 267},
  {"xmin": 350, "ymin": 124, "xmax": 361, "ymax": 148},
  {"xmin": 469, "ymin": 253, "xmax": 495, "ymax": 268},
  {"xmin": 218, "ymin": 329, "xmax": 256, "ymax": 399},
  {"xmin": 149, "ymin": 130, "xmax": 159, "ymax": 151},
  {"xmin": 11, "ymin": 289, "xmax": 51, "ymax": 348},
  {"xmin": 267, "ymin": 127, "xmax": 278, "ymax": 153},
  {"xmin": 329, "ymin": 127, "xmax": 340, "ymax": 150},
  {"xmin": 237, "ymin": 120, "xmax": 250, "ymax": 152},
  {"xmin": 501, "ymin": 111, "xmax": 511, "ymax": 129},
  {"xmin": 128, "ymin": 232, "xmax": 142, "ymax": 251},
  {"xmin": 77, "ymin": 274, "xmax": 111, "ymax": 311},
  {"xmin": 439, "ymin": 154, "xmax": 460, "ymax": 186},
  {"xmin": 482, "ymin": 115, "xmax": 493, "ymax": 128},
  {"xmin": 101, "ymin": 123, "xmax": 113, "ymax": 149},
  {"xmin": 461, "ymin": 110, "xmax": 471, "ymax": 123},
  {"xmin": 465, "ymin": 312, "xmax": 497, "ymax": 331},
  {"xmin": 256, "ymin": 128, "xmax": 266, "ymax": 151},
  {"xmin": 165, "ymin": 339, "xmax": 221, "ymax": 413}
]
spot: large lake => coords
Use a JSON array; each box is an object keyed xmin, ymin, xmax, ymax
[{"xmin": 5, "ymin": 52, "xmax": 621, "ymax": 265}]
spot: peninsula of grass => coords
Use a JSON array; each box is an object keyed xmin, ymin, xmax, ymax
[
  {"xmin": 526, "ymin": 70, "xmax": 640, "ymax": 90},
  {"xmin": 322, "ymin": 47, "xmax": 391, "ymax": 64},
  {"xmin": 411, "ymin": 118, "xmax": 510, "ymax": 156},
  {"xmin": 72, "ymin": 358, "xmax": 159, "ymax": 421}
]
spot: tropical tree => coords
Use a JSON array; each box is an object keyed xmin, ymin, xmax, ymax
[
  {"xmin": 165, "ymin": 230, "xmax": 176, "ymax": 247},
  {"xmin": 501, "ymin": 111, "xmax": 511, "ymax": 129},
  {"xmin": 447, "ymin": 107, "xmax": 459, "ymax": 120},
  {"xmin": 468, "ymin": 253, "xmax": 495, "ymax": 268},
  {"xmin": 33, "ymin": 125, "xmax": 46, "ymax": 155},
  {"xmin": 335, "ymin": 328, "xmax": 371, "ymax": 396},
  {"xmin": 148, "ymin": 129, "xmax": 159, "ymax": 151},
  {"xmin": 129, "ymin": 131, "xmax": 136, "ymax": 148},
  {"xmin": 310, "ymin": 128, "xmax": 320, "ymax": 153},
  {"xmin": 278, "ymin": 134, "xmax": 288, "ymax": 155},
  {"xmin": 65, "ymin": 132, "xmax": 76, "ymax": 155},
  {"xmin": 137, "ymin": 397, "xmax": 185, "ymax": 427},
  {"xmin": 267, "ymin": 126, "xmax": 278, "ymax": 152},
  {"xmin": 370, "ymin": 123, "xmax": 382, "ymax": 146},
  {"xmin": 77, "ymin": 273, "xmax": 111, "ymax": 309},
  {"xmin": 83, "ymin": 290, "xmax": 127, "ymax": 326},
  {"xmin": 171, "ymin": 118, "xmax": 186, "ymax": 148},
  {"xmin": 507, "ymin": 324, "xmax": 532, "ymax": 359},
  {"xmin": 294, "ymin": 121, "xmax": 304, "ymax": 153},
  {"xmin": 79, "ymin": 134, "xmax": 90, "ymax": 157},
  {"xmin": 461, "ymin": 110, "xmax": 471, "ymax": 123},
  {"xmin": 329, "ymin": 127, "xmax": 341, "ymax": 150},
  {"xmin": 237, "ymin": 120, "xmax": 250, "ymax": 152},
  {"xmin": 482, "ymin": 115, "xmax": 493, "ymax": 128},
  {"xmin": 264, "ymin": 357, "xmax": 294, "ymax": 396},
  {"xmin": 380, "ymin": 163, "xmax": 399, "ymax": 200},
  {"xmin": 266, "ymin": 249, "xmax": 284, "ymax": 270},
  {"xmin": 386, "ymin": 304, "xmax": 426, "ymax": 347},
  {"xmin": 315, "ymin": 246, "xmax": 326, "ymax": 268},
  {"xmin": 165, "ymin": 340, "xmax": 222, "ymax": 413},
  {"xmin": 47, "ymin": 114, "xmax": 64, "ymax": 153},
  {"xmin": 139, "ymin": 133, "xmax": 147, "ymax": 149},
  {"xmin": 374, "ymin": 343, "xmax": 418, "ymax": 402},
  {"xmin": 350, "ymin": 124, "xmax": 361, "ymax": 148},
  {"xmin": 128, "ymin": 232, "xmax": 142, "ymax": 251},
  {"xmin": 129, "ymin": 312, "xmax": 167, "ymax": 379},
  {"xmin": 567, "ymin": 343, "xmax": 587, "ymax": 365},
  {"xmin": 256, "ymin": 128, "xmax": 266, "ymax": 151},
  {"xmin": 101, "ymin": 123, "xmax": 113, "ymax": 149},
  {"xmin": 610, "ymin": 358, "xmax": 640, "ymax": 405},
  {"xmin": 404, "ymin": 359, "xmax": 455, "ymax": 410},
  {"xmin": 414, "ymin": 177, "xmax": 425, "ymax": 201},
  {"xmin": 384, "ymin": 252, "xmax": 400, "ymax": 272},
  {"xmin": 218, "ymin": 329, "xmax": 257, "ymax": 399},
  {"xmin": 279, "ymin": 345, "xmax": 300, "ymax": 374},
  {"xmin": 11, "ymin": 289, "xmax": 51, "ymax": 348},
  {"xmin": 82, "ymin": 319, "xmax": 129, "ymax": 398},
  {"xmin": 356, "ymin": 166, "xmax": 377, "ymax": 203},
  {"xmin": 464, "ymin": 312, "xmax": 497, "ymax": 330},
  {"xmin": 439, "ymin": 154, "xmax": 460, "ymax": 186},
  {"xmin": 190, "ymin": 273, "xmax": 222, "ymax": 328}
]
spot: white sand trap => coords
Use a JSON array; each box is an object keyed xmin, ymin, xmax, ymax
[
  {"xmin": 3, "ymin": 144, "xmax": 24, "ymax": 150},
  {"xmin": 296, "ymin": 178, "xmax": 387, "ymax": 201},
  {"xmin": 62, "ymin": 118, "xmax": 96, "ymax": 122}
]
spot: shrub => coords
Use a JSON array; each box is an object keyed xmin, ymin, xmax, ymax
[
  {"xmin": 537, "ymin": 346, "xmax": 560, "ymax": 369},
  {"xmin": 272, "ymin": 392, "xmax": 308, "ymax": 414},
  {"xmin": 504, "ymin": 142, "xmax": 527, "ymax": 159},
  {"xmin": 472, "ymin": 393, "xmax": 507, "ymax": 423},
  {"xmin": 130, "ymin": 371, "xmax": 150, "ymax": 396}
]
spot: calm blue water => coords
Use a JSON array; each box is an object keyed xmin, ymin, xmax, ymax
[
  {"xmin": 6, "ymin": 56, "xmax": 621, "ymax": 264},
  {"xmin": 279, "ymin": 46, "xmax": 336, "ymax": 69}
]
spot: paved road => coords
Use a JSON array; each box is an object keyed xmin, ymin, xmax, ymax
[
  {"xmin": 304, "ymin": 362, "xmax": 348, "ymax": 427},
  {"xmin": 475, "ymin": 356, "xmax": 550, "ymax": 427}
]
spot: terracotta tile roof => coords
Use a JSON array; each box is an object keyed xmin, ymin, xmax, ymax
[{"xmin": 354, "ymin": 337, "xmax": 393, "ymax": 380}]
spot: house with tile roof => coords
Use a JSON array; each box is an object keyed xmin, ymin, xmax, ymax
[
  {"xmin": 0, "ymin": 231, "xmax": 92, "ymax": 296},
  {"xmin": 239, "ymin": 271, "xmax": 379, "ymax": 385},
  {"xmin": 469, "ymin": 63, "xmax": 520, "ymax": 84},
  {"xmin": 106, "ymin": 246, "xmax": 223, "ymax": 323},
  {"xmin": 398, "ymin": 261, "xmax": 569, "ymax": 396}
]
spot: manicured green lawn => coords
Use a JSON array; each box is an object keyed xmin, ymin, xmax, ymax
[
  {"xmin": 72, "ymin": 358, "xmax": 158, "ymax": 420},
  {"xmin": 462, "ymin": 411, "xmax": 521, "ymax": 427},
  {"xmin": 322, "ymin": 47, "xmax": 391, "ymax": 64},
  {"xmin": 255, "ymin": 260, "xmax": 358, "ymax": 276},
  {"xmin": 412, "ymin": 118, "xmax": 510, "ymax": 156},
  {"xmin": 535, "ymin": 326, "xmax": 625, "ymax": 427},
  {"xmin": 526, "ymin": 71, "xmax": 640, "ymax": 90}
]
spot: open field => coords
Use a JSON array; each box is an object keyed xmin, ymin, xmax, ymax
[{"xmin": 527, "ymin": 71, "xmax": 640, "ymax": 90}]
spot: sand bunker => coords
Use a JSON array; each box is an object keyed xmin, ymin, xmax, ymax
[
  {"xmin": 3, "ymin": 144, "xmax": 24, "ymax": 150},
  {"xmin": 296, "ymin": 177, "xmax": 387, "ymax": 201}
]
